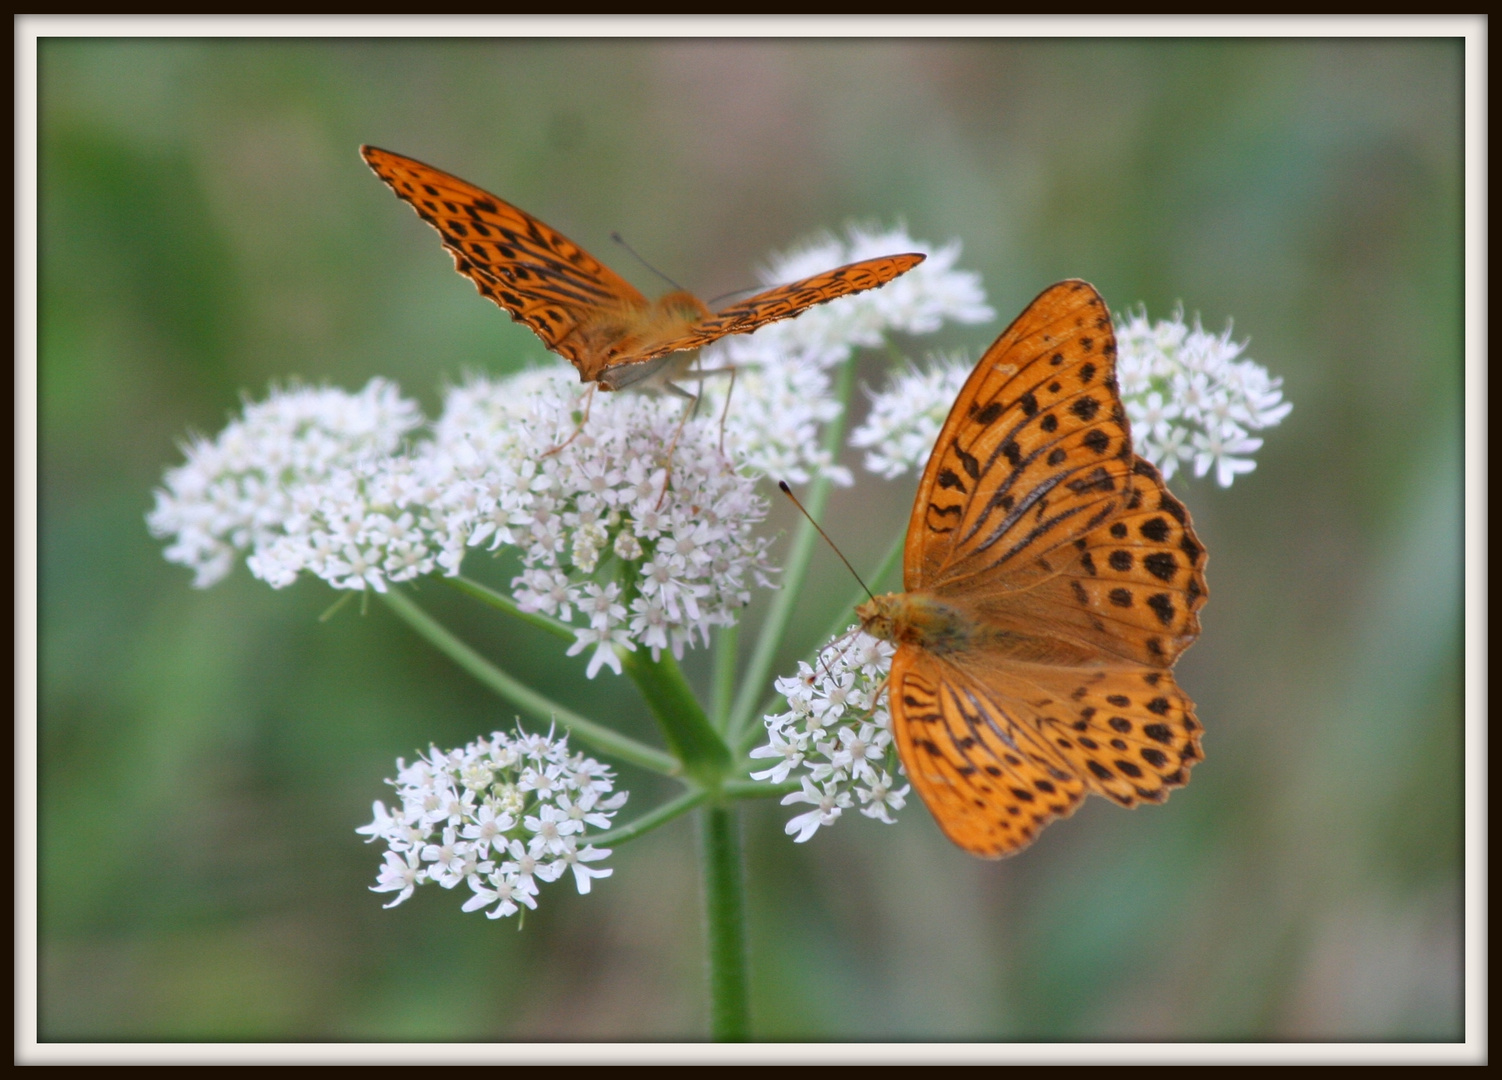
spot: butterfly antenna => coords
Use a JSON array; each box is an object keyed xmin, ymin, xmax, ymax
[
  {"xmin": 610, "ymin": 232, "xmax": 687, "ymax": 293},
  {"xmin": 705, "ymin": 284, "xmax": 764, "ymax": 308},
  {"xmin": 777, "ymin": 480, "xmax": 876, "ymax": 603}
]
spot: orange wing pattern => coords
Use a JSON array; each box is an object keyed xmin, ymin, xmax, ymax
[
  {"xmin": 872, "ymin": 279, "xmax": 1208, "ymax": 859},
  {"xmin": 361, "ymin": 145, "xmax": 648, "ymax": 374},
  {"xmin": 362, "ymin": 146, "xmax": 925, "ymax": 388},
  {"xmin": 905, "ymin": 279, "xmax": 1135, "ymax": 594},
  {"xmin": 889, "ymin": 648, "xmax": 1087, "ymax": 858},
  {"xmin": 643, "ymin": 253, "xmax": 927, "ymax": 356}
]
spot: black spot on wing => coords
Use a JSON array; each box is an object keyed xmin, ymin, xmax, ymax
[
  {"xmin": 1143, "ymin": 552, "xmax": 1177, "ymax": 581},
  {"xmin": 1070, "ymin": 396, "xmax": 1101, "ymax": 422},
  {"xmin": 1140, "ymin": 517, "xmax": 1170, "ymax": 543}
]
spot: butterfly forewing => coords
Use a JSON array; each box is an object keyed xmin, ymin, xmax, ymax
[
  {"xmin": 1022, "ymin": 456, "xmax": 1209, "ymax": 666},
  {"xmin": 642, "ymin": 253, "xmax": 929, "ymax": 358},
  {"xmin": 907, "ymin": 280, "xmax": 1135, "ymax": 596},
  {"xmin": 361, "ymin": 145, "xmax": 649, "ymax": 370}
]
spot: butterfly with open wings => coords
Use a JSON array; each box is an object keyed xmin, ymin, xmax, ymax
[
  {"xmin": 361, "ymin": 146, "xmax": 925, "ymax": 392},
  {"xmin": 857, "ymin": 279, "xmax": 1208, "ymax": 858}
]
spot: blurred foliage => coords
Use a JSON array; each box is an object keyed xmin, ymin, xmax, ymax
[{"xmin": 36, "ymin": 37, "xmax": 1464, "ymax": 1040}]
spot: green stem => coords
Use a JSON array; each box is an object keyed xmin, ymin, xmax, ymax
[
  {"xmin": 712, "ymin": 624, "xmax": 738, "ymax": 732},
  {"xmin": 588, "ymin": 788, "xmax": 708, "ymax": 847},
  {"xmin": 378, "ymin": 588, "xmax": 678, "ymax": 777},
  {"xmin": 700, "ymin": 804, "xmax": 750, "ymax": 1041},
  {"xmin": 727, "ymin": 354, "xmax": 859, "ymax": 744},
  {"xmin": 621, "ymin": 648, "xmax": 731, "ymax": 787}
]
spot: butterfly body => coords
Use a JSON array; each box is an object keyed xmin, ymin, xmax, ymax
[
  {"xmin": 860, "ymin": 591, "xmax": 1110, "ymax": 666},
  {"xmin": 861, "ymin": 280, "xmax": 1208, "ymax": 859},
  {"xmin": 361, "ymin": 145, "xmax": 925, "ymax": 391}
]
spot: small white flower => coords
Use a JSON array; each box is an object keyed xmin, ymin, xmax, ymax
[
  {"xmin": 781, "ymin": 777, "xmax": 854, "ymax": 843},
  {"xmin": 565, "ymin": 624, "xmax": 635, "ymax": 679},
  {"xmin": 555, "ymin": 839, "xmax": 614, "ymax": 895},
  {"xmin": 1191, "ymin": 422, "xmax": 1263, "ymax": 488},
  {"xmin": 748, "ymin": 723, "xmax": 807, "ymax": 784},
  {"xmin": 857, "ymin": 772, "xmax": 911, "ymax": 824},
  {"xmin": 371, "ymin": 847, "xmax": 426, "ymax": 909}
]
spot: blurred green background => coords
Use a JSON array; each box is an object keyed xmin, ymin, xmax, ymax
[{"xmin": 38, "ymin": 37, "xmax": 1465, "ymax": 1040}]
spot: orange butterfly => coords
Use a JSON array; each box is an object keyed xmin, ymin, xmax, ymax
[
  {"xmin": 857, "ymin": 280, "xmax": 1208, "ymax": 858},
  {"xmin": 361, "ymin": 146, "xmax": 926, "ymax": 392}
]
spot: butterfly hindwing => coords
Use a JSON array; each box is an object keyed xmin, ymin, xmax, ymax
[
  {"xmin": 889, "ymin": 647, "xmax": 1088, "ymax": 858},
  {"xmin": 907, "ymin": 280, "xmax": 1135, "ymax": 596},
  {"xmin": 986, "ymin": 661, "xmax": 1204, "ymax": 809}
]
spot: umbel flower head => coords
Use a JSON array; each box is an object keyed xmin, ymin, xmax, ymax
[
  {"xmin": 357, "ymin": 725, "xmax": 625, "ymax": 917},
  {"xmin": 425, "ymin": 370, "xmax": 778, "ymax": 676},
  {"xmin": 751, "ymin": 630, "xmax": 911, "ymax": 843},
  {"xmin": 146, "ymin": 378, "xmax": 423, "ymax": 587}
]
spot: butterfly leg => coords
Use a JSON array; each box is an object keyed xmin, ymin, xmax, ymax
[
  {"xmin": 653, "ymin": 389, "xmax": 700, "ymax": 511},
  {"xmin": 816, "ymin": 623, "xmax": 866, "ymax": 683},
  {"xmin": 717, "ymin": 365, "xmax": 737, "ymax": 455},
  {"xmin": 666, "ymin": 354, "xmax": 737, "ymax": 454},
  {"xmin": 542, "ymin": 384, "xmax": 598, "ymax": 458},
  {"xmin": 652, "ymin": 360, "xmax": 737, "ymax": 509}
]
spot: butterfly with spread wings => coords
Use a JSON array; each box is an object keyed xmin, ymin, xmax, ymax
[
  {"xmin": 857, "ymin": 280, "xmax": 1208, "ymax": 858},
  {"xmin": 361, "ymin": 146, "xmax": 925, "ymax": 393}
]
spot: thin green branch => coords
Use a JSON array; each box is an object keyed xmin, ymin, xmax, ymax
[
  {"xmin": 446, "ymin": 574, "xmax": 575, "ymax": 641},
  {"xmin": 621, "ymin": 648, "xmax": 730, "ymax": 786},
  {"xmin": 378, "ymin": 588, "xmax": 678, "ymax": 777},
  {"xmin": 712, "ymin": 623, "xmax": 738, "ymax": 733},
  {"xmin": 722, "ymin": 776, "xmax": 801, "ymax": 800},
  {"xmin": 587, "ymin": 788, "xmax": 708, "ymax": 847},
  {"xmin": 727, "ymin": 354, "xmax": 858, "ymax": 744}
]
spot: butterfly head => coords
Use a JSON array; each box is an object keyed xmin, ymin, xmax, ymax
[{"xmin": 855, "ymin": 594, "xmax": 899, "ymax": 644}]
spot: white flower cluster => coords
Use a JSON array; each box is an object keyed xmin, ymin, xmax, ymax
[
  {"xmin": 424, "ymin": 370, "xmax": 777, "ymax": 677},
  {"xmin": 751, "ymin": 629, "xmax": 910, "ymax": 843},
  {"xmin": 357, "ymin": 726, "xmax": 625, "ymax": 918},
  {"xmin": 848, "ymin": 352, "xmax": 972, "ymax": 479},
  {"xmin": 147, "ymin": 367, "xmax": 777, "ymax": 676},
  {"xmin": 1115, "ymin": 307, "xmax": 1292, "ymax": 487},
  {"xmin": 243, "ymin": 450, "xmax": 444, "ymax": 592},
  {"xmin": 146, "ymin": 379, "xmax": 423, "ymax": 587},
  {"xmin": 847, "ymin": 307, "xmax": 1292, "ymax": 489},
  {"xmin": 700, "ymin": 225, "xmax": 995, "ymax": 485}
]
